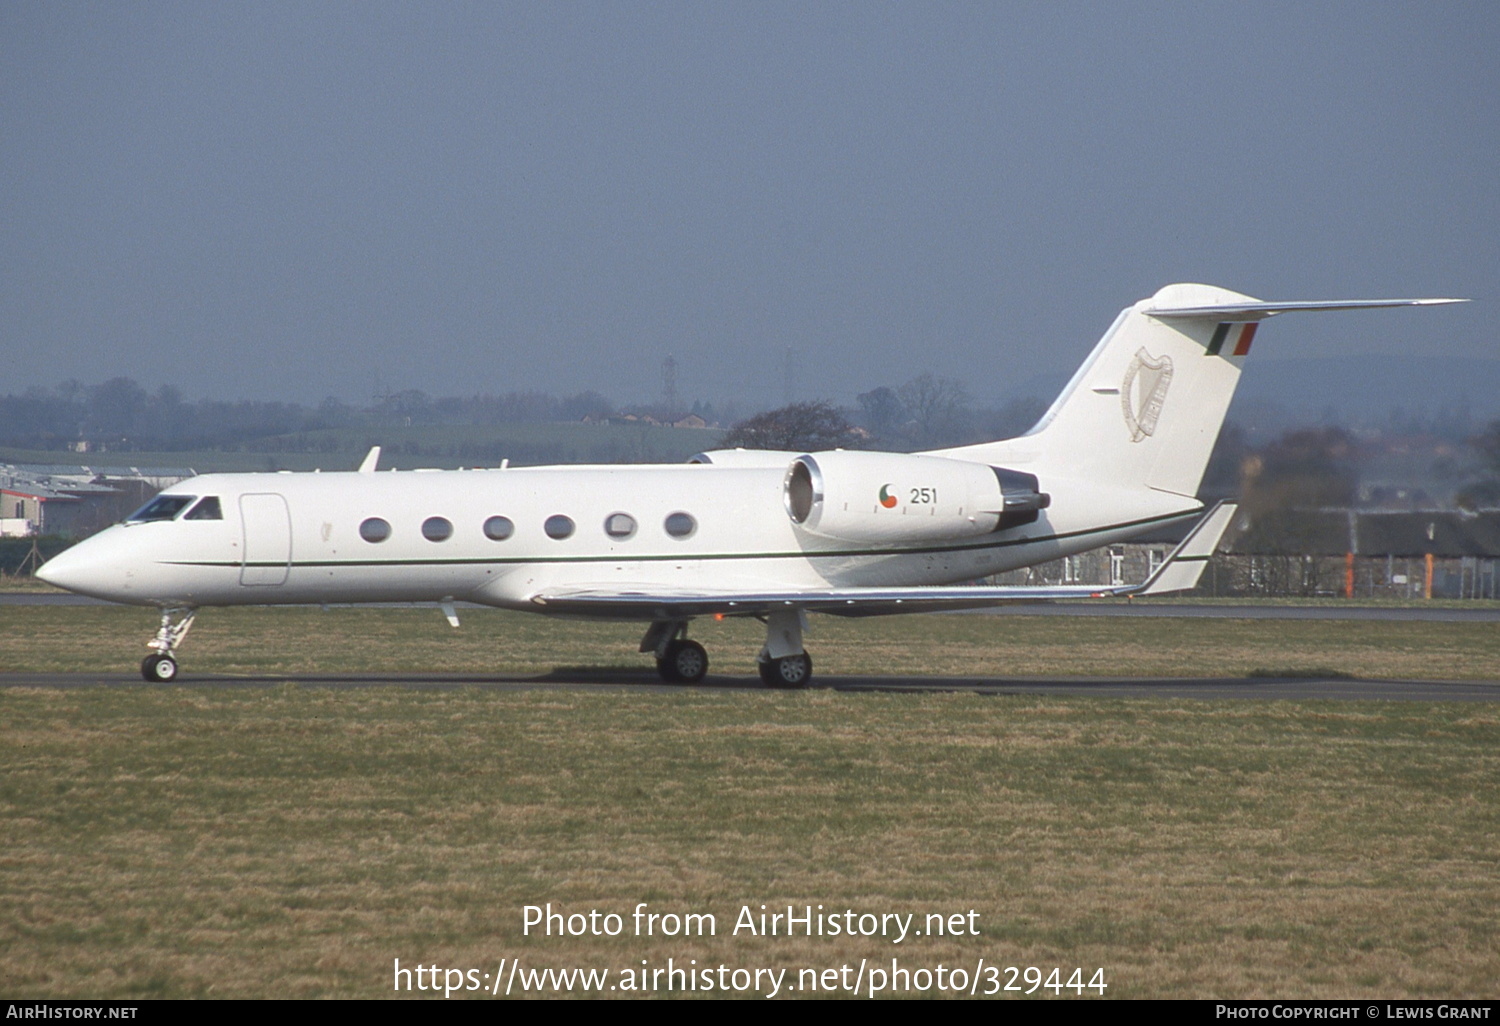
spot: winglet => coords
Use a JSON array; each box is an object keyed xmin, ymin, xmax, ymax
[
  {"xmin": 1133, "ymin": 501, "xmax": 1238, "ymax": 596},
  {"xmin": 358, "ymin": 446, "xmax": 381, "ymax": 474}
]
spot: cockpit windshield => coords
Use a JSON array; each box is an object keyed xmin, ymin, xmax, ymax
[
  {"xmin": 126, "ymin": 495, "xmax": 196, "ymax": 523},
  {"xmin": 183, "ymin": 496, "xmax": 223, "ymax": 520}
]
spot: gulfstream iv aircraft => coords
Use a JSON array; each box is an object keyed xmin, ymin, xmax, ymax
[{"xmin": 38, "ymin": 284, "xmax": 1463, "ymax": 685}]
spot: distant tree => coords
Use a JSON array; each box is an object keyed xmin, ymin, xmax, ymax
[
  {"xmin": 87, "ymin": 377, "xmax": 150, "ymax": 439},
  {"xmin": 1468, "ymin": 419, "xmax": 1500, "ymax": 473},
  {"xmin": 1198, "ymin": 421, "xmax": 1255, "ymax": 503},
  {"xmin": 54, "ymin": 379, "xmax": 83, "ymax": 406},
  {"xmin": 374, "ymin": 389, "xmax": 432, "ymax": 426},
  {"xmin": 312, "ymin": 395, "xmax": 357, "ymax": 430},
  {"xmin": 560, "ymin": 390, "xmax": 615, "ymax": 422},
  {"xmin": 0, "ymin": 385, "xmax": 78, "ymax": 446},
  {"xmin": 1456, "ymin": 419, "xmax": 1500, "ymax": 509},
  {"xmin": 719, "ymin": 401, "xmax": 862, "ymax": 452},
  {"xmin": 493, "ymin": 391, "xmax": 561, "ymax": 424},
  {"xmin": 141, "ymin": 384, "xmax": 193, "ymax": 441},
  {"xmin": 977, "ymin": 395, "xmax": 1047, "ymax": 443},
  {"xmin": 689, "ymin": 399, "xmax": 718, "ymax": 426},
  {"xmin": 1240, "ymin": 427, "xmax": 1358, "ymax": 520},
  {"xmin": 856, "ymin": 386, "xmax": 906, "ymax": 440},
  {"xmin": 1253, "ymin": 427, "xmax": 1357, "ymax": 507},
  {"xmin": 896, "ymin": 373, "xmax": 970, "ymax": 445},
  {"xmin": 1233, "ymin": 426, "xmax": 1359, "ymax": 585}
]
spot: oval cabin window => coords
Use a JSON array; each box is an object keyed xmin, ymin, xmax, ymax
[
  {"xmin": 604, "ymin": 512, "xmax": 637, "ymax": 539},
  {"xmin": 664, "ymin": 512, "xmax": 697, "ymax": 539}
]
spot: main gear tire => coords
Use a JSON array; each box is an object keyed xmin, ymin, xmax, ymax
[
  {"xmin": 656, "ymin": 639, "xmax": 708, "ymax": 684},
  {"xmin": 758, "ymin": 652, "xmax": 811, "ymax": 689}
]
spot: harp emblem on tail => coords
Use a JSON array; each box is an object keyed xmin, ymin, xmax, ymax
[{"xmin": 1121, "ymin": 347, "xmax": 1173, "ymax": 442}]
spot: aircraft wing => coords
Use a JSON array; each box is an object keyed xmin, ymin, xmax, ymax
[{"xmin": 529, "ymin": 503, "xmax": 1237, "ymax": 619}]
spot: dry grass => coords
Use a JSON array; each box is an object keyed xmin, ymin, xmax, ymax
[{"xmin": 0, "ymin": 686, "xmax": 1496, "ymax": 998}]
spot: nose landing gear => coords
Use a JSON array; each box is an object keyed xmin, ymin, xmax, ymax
[
  {"xmin": 141, "ymin": 653, "xmax": 178, "ymax": 682},
  {"xmin": 141, "ymin": 607, "xmax": 196, "ymax": 682}
]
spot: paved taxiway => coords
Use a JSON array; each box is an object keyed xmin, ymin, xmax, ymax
[{"xmin": 2, "ymin": 670, "xmax": 1496, "ymax": 701}]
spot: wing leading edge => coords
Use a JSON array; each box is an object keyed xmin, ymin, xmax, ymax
[{"xmin": 527, "ymin": 503, "xmax": 1237, "ymax": 619}]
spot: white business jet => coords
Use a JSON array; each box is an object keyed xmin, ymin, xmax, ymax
[{"xmin": 37, "ymin": 284, "xmax": 1462, "ymax": 685}]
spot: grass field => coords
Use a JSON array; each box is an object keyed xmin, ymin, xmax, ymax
[
  {"xmin": 3, "ymin": 603, "xmax": 1499, "ymax": 681},
  {"xmin": 2, "ymin": 608, "xmax": 1498, "ymax": 999}
]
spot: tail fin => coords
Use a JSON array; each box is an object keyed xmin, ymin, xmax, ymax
[
  {"xmin": 945, "ymin": 284, "xmax": 1465, "ymax": 500},
  {"xmin": 1025, "ymin": 283, "xmax": 1258, "ymax": 498}
]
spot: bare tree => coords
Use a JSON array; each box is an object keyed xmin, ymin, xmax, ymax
[
  {"xmin": 1457, "ymin": 419, "xmax": 1500, "ymax": 509},
  {"xmin": 896, "ymin": 373, "xmax": 970, "ymax": 445},
  {"xmin": 856, "ymin": 386, "xmax": 906, "ymax": 442},
  {"xmin": 1241, "ymin": 427, "xmax": 1358, "ymax": 517}
]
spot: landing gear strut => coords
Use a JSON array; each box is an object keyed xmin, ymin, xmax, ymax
[
  {"xmin": 641, "ymin": 621, "xmax": 708, "ymax": 683},
  {"xmin": 640, "ymin": 608, "xmax": 816, "ymax": 688},
  {"xmin": 141, "ymin": 607, "xmax": 196, "ymax": 682},
  {"xmin": 757, "ymin": 607, "xmax": 812, "ymax": 689}
]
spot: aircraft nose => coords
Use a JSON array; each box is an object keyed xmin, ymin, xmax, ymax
[
  {"xmin": 35, "ymin": 538, "xmax": 131, "ymax": 601},
  {"xmin": 35, "ymin": 545, "xmax": 87, "ymax": 592}
]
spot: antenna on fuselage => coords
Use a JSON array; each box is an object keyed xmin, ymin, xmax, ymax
[{"xmin": 358, "ymin": 446, "xmax": 381, "ymax": 474}]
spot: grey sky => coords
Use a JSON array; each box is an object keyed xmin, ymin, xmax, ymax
[{"xmin": 3, "ymin": 2, "xmax": 1494, "ymax": 408}]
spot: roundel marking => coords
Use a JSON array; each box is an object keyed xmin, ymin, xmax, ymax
[{"xmin": 879, "ymin": 484, "xmax": 898, "ymax": 509}]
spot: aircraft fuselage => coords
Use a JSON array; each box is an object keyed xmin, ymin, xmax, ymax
[
  {"xmin": 37, "ymin": 283, "xmax": 1461, "ymax": 685},
  {"xmin": 38, "ymin": 462, "xmax": 1198, "ymax": 613}
]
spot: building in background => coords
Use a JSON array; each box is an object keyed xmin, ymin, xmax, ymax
[{"xmin": 0, "ymin": 464, "xmax": 194, "ymax": 539}]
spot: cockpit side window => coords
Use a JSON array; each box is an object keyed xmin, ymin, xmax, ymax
[
  {"xmin": 127, "ymin": 495, "xmax": 195, "ymax": 522},
  {"xmin": 183, "ymin": 496, "xmax": 223, "ymax": 521}
]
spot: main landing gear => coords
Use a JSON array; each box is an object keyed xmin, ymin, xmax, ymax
[
  {"xmin": 757, "ymin": 652, "xmax": 812, "ymax": 688},
  {"xmin": 141, "ymin": 607, "xmax": 196, "ymax": 682},
  {"xmin": 755, "ymin": 608, "xmax": 811, "ymax": 689},
  {"xmin": 641, "ymin": 620, "xmax": 709, "ymax": 683},
  {"xmin": 641, "ymin": 608, "xmax": 814, "ymax": 689}
]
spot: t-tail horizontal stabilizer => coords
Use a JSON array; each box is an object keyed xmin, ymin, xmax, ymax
[{"xmin": 1144, "ymin": 298, "xmax": 1467, "ymax": 322}]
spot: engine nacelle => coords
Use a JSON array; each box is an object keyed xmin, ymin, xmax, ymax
[{"xmin": 783, "ymin": 451, "xmax": 1049, "ymax": 544}]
